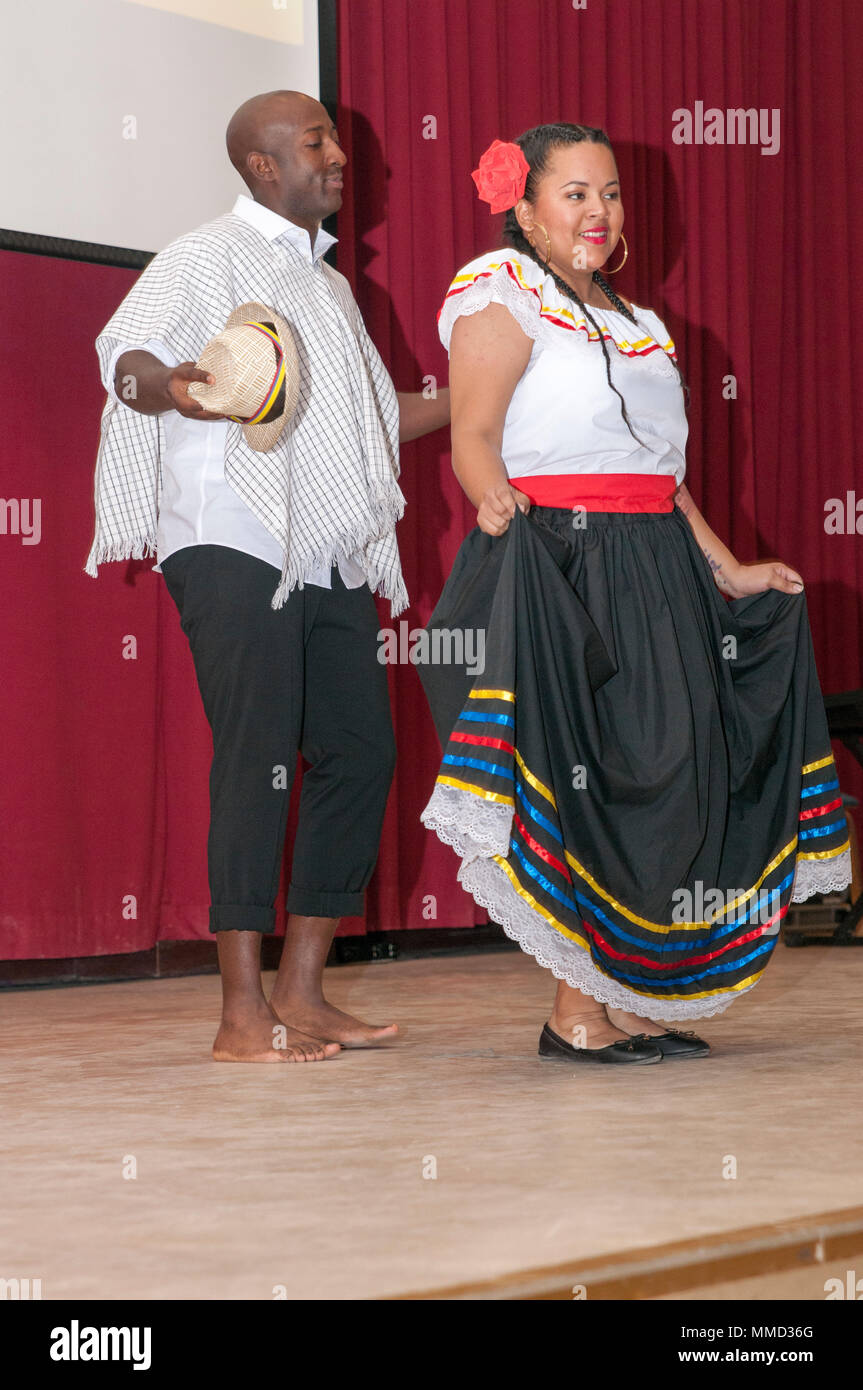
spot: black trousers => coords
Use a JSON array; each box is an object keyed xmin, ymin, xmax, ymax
[{"xmin": 161, "ymin": 544, "xmax": 396, "ymax": 933}]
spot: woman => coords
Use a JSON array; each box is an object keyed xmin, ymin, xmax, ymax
[{"xmin": 419, "ymin": 124, "xmax": 851, "ymax": 1066}]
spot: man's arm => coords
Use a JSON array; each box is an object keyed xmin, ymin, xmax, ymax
[
  {"xmin": 673, "ymin": 481, "xmax": 804, "ymax": 597},
  {"xmin": 113, "ymin": 350, "xmax": 227, "ymax": 421},
  {"xmin": 396, "ymin": 387, "xmax": 450, "ymax": 443}
]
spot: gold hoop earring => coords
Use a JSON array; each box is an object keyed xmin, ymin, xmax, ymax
[
  {"xmin": 527, "ymin": 222, "xmax": 552, "ymax": 265},
  {"xmin": 604, "ymin": 232, "xmax": 628, "ymax": 274}
]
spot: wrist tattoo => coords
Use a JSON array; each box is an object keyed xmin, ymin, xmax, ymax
[{"xmin": 703, "ymin": 549, "xmax": 735, "ymax": 594}]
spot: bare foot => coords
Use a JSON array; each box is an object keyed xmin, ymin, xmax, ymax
[
  {"xmin": 604, "ymin": 1006, "xmax": 667, "ymax": 1038},
  {"xmin": 212, "ymin": 1003, "xmax": 341, "ymax": 1063},
  {"xmin": 548, "ymin": 1005, "xmax": 634, "ymax": 1050},
  {"xmin": 269, "ymin": 994, "xmax": 399, "ymax": 1048}
]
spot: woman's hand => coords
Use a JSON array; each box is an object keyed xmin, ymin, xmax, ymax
[
  {"xmin": 673, "ymin": 483, "xmax": 804, "ymax": 599},
  {"xmin": 726, "ymin": 559, "xmax": 804, "ymax": 597},
  {"xmin": 477, "ymin": 483, "xmax": 531, "ymax": 536}
]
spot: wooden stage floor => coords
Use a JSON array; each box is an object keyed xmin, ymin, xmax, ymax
[{"xmin": 2, "ymin": 945, "xmax": 863, "ymax": 1300}]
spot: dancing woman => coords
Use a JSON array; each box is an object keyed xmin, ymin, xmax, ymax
[{"xmin": 419, "ymin": 124, "xmax": 851, "ymax": 1065}]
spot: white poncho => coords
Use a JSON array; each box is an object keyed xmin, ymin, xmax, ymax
[{"xmin": 85, "ymin": 209, "xmax": 408, "ymax": 614}]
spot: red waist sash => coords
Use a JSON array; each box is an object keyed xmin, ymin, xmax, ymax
[{"xmin": 509, "ymin": 472, "xmax": 678, "ymax": 512}]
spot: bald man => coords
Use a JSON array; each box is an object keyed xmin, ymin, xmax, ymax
[{"xmin": 87, "ymin": 91, "xmax": 449, "ymax": 1063}]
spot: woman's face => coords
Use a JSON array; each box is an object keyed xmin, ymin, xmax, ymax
[{"xmin": 516, "ymin": 141, "xmax": 624, "ymax": 281}]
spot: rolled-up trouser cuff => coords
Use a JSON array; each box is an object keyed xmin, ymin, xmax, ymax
[
  {"xmin": 209, "ymin": 904, "xmax": 277, "ymax": 934},
  {"xmin": 285, "ymin": 886, "xmax": 365, "ymax": 918}
]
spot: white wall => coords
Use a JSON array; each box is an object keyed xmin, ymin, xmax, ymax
[{"xmin": 0, "ymin": 0, "xmax": 320, "ymax": 252}]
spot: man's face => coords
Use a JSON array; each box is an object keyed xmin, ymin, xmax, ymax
[{"xmin": 265, "ymin": 104, "xmax": 347, "ymax": 225}]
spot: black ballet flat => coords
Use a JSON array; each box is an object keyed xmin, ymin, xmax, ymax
[
  {"xmin": 538, "ymin": 1022, "xmax": 663, "ymax": 1065},
  {"xmin": 648, "ymin": 1028, "xmax": 711, "ymax": 1059}
]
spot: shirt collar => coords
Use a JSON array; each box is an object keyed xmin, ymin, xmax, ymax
[{"xmin": 231, "ymin": 193, "xmax": 338, "ymax": 265}]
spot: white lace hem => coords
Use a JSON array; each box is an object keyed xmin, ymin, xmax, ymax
[
  {"xmin": 422, "ymin": 784, "xmax": 854, "ymax": 1021},
  {"xmin": 790, "ymin": 848, "xmax": 853, "ymax": 902},
  {"xmin": 420, "ymin": 782, "xmax": 513, "ymax": 863},
  {"xmin": 458, "ymin": 855, "xmax": 747, "ymax": 1022}
]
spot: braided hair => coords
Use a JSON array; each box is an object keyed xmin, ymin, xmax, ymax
[{"xmin": 503, "ymin": 123, "xmax": 691, "ymax": 449}]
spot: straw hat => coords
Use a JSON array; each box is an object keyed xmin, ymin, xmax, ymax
[{"xmin": 187, "ymin": 300, "xmax": 300, "ymax": 452}]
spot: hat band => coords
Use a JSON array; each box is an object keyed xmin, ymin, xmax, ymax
[{"xmin": 229, "ymin": 322, "xmax": 286, "ymax": 427}]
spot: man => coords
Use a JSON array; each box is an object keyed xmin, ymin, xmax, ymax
[{"xmin": 86, "ymin": 90, "xmax": 449, "ymax": 1063}]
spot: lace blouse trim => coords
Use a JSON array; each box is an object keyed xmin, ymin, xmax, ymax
[{"xmin": 438, "ymin": 256, "xmax": 679, "ymax": 378}]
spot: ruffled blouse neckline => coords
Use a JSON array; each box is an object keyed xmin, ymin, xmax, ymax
[
  {"xmin": 529, "ymin": 261, "xmax": 651, "ymax": 320},
  {"xmin": 582, "ymin": 300, "xmax": 645, "ymax": 317}
]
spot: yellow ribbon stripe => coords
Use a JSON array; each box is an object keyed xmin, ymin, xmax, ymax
[
  {"xmin": 448, "ymin": 697, "xmax": 841, "ymax": 933},
  {"xmin": 494, "ymin": 855, "xmax": 767, "ymax": 1005},
  {"xmin": 802, "ymin": 753, "xmax": 836, "ymax": 775}
]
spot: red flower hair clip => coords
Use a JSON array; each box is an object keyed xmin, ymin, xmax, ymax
[{"xmin": 471, "ymin": 139, "xmax": 530, "ymax": 214}]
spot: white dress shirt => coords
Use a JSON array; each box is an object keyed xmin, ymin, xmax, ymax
[{"xmin": 104, "ymin": 195, "xmax": 367, "ymax": 589}]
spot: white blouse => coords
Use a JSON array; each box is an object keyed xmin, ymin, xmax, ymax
[{"xmin": 438, "ymin": 248, "xmax": 688, "ymax": 486}]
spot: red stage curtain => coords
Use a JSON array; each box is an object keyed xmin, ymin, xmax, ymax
[
  {"xmin": 338, "ymin": 0, "xmax": 863, "ymax": 922},
  {"xmin": 0, "ymin": 0, "xmax": 860, "ymax": 959}
]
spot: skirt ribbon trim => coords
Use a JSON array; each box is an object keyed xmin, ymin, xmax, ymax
[{"xmin": 422, "ymin": 688, "xmax": 852, "ymax": 1021}]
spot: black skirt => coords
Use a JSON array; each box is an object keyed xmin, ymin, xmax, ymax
[{"xmin": 419, "ymin": 504, "xmax": 851, "ymax": 1021}]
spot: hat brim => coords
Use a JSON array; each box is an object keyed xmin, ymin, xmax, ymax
[{"xmin": 225, "ymin": 300, "xmax": 301, "ymax": 453}]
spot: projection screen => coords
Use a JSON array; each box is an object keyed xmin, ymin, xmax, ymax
[{"xmin": 0, "ymin": 0, "xmax": 323, "ymax": 256}]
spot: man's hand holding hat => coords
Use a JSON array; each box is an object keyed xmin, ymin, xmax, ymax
[
  {"xmin": 186, "ymin": 301, "xmax": 300, "ymax": 452},
  {"xmin": 112, "ymin": 351, "xmax": 230, "ymax": 421},
  {"xmin": 113, "ymin": 302, "xmax": 299, "ymax": 449},
  {"xmin": 167, "ymin": 362, "xmax": 230, "ymax": 420}
]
